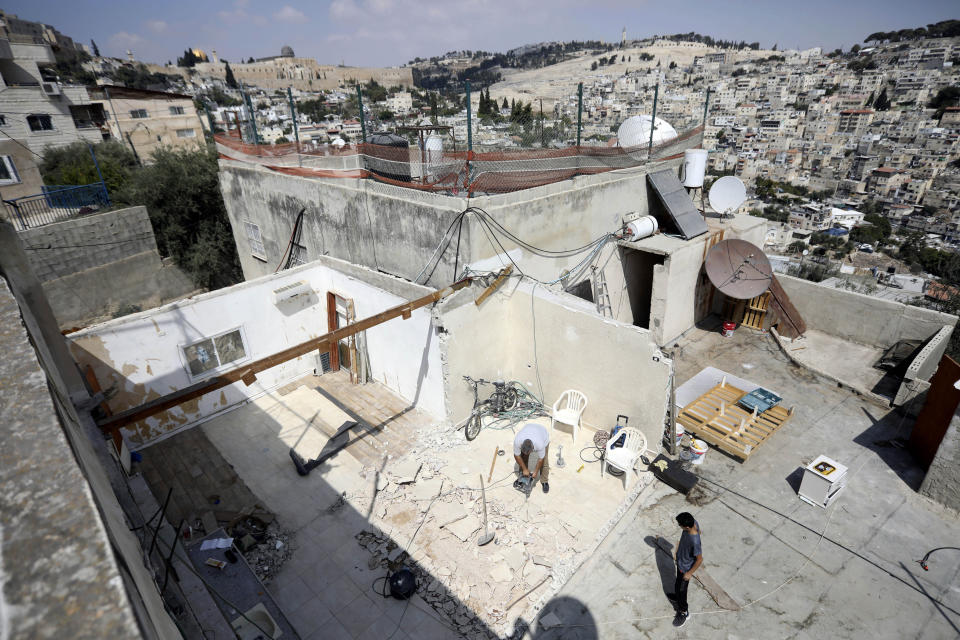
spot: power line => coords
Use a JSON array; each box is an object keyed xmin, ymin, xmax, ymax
[{"xmin": 0, "ymin": 128, "xmax": 45, "ymax": 160}]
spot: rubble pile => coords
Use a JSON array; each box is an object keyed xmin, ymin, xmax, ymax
[
  {"xmin": 356, "ymin": 529, "xmax": 497, "ymax": 640},
  {"xmin": 237, "ymin": 521, "xmax": 295, "ymax": 584}
]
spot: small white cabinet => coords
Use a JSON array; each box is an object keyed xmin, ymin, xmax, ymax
[{"xmin": 798, "ymin": 455, "xmax": 847, "ymax": 508}]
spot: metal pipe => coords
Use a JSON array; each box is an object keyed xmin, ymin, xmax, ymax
[
  {"xmin": 147, "ymin": 487, "xmax": 173, "ymax": 556},
  {"xmin": 356, "ymin": 84, "xmax": 367, "ymax": 144},
  {"xmin": 287, "ymin": 86, "xmax": 301, "ymax": 165},
  {"xmin": 576, "ymin": 82, "xmax": 583, "ymax": 148},
  {"xmin": 648, "ymin": 82, "xmax": 660, "ymax": 159}
]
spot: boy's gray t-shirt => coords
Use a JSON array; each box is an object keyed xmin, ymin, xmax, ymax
[{"xmin": 676, "ymin": 521, "xmax": 702, "ymax": 572}]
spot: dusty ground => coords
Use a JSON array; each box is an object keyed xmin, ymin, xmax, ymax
[{"xmin": 524, "ymin": 327, "xmax": 960, "ymax": 639}]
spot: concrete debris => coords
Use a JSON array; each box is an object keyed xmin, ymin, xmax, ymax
[
  {"xmin": 531, "ymin": 556, "xmax": 552, "ymax": 568},
  {"xmin": 489, "ymin": 563, "xmax": 513, "ymax": 583},
  {"xmin": 354, "ymin": 529, "xmax": 498, "ymax": 640},
  {"xmin": 240, "ymin": 521, "xmax": 294, "ymax": 585},
  {"xmin": 446, "ymin": 515, "xmax": 480, "ymax": 542},
  {"xmin": 391, "ymin": 459, "xmax": 422, "ymax": 484}
]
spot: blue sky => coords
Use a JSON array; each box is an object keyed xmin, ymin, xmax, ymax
[{"xmin": 7, "ymin": 0, "xmax": 958, "ymax": 67}]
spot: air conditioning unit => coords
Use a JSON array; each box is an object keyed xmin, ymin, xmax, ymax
[
  {"xmin": 272, "ymin": 280, "xmax": 311, "ymax": 304},
  {"xmin": 41, "ymin": 82, "xmax": 61, "ymax": 97}
]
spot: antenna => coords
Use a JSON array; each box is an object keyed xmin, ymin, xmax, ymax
[
  {"xmin": 708, "ymin": 176, "xmax": 747, "ymax": 217},
  {"xmin": 704, "ymin": 239, "xmax": 773, "ymax": 299}
]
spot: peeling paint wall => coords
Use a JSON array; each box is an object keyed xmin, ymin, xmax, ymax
[{"xmin": 68, "ymin": 256, "xmax": 444, "ymax": 448}]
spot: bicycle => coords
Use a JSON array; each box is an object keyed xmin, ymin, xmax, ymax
[{"xmin": 462, "ymin": 376, "xmax": 520, "ymax": 441}]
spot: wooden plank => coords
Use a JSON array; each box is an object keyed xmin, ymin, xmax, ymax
[
  {"xmin": 97, "ymin": 278, "xmax": 472, "ymax": 432},
  {"xmin": 768, "ymin": 275, "xmax": 806, "ymax": 339},
  {"xmin": 475, "ymin": 265, "xmax": 513, "ymax": 306}
]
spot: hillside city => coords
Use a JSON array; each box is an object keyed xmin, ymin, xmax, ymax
[{"xmin": 2, "ymin": 6, "xmax": 960, "ymax": 640}]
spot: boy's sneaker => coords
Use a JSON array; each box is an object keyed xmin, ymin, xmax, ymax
[{"xmin": 673, "ymin": 612, "xmax": 688, "ymax": 627}]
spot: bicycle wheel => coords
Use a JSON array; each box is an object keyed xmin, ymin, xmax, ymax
[
  {"xmin": 503, "ymin": 387, "xmax": 518, "ymax": 411},
  {"xmin": 465, "ymin": 413, "xmax": 482, "ymax": 441}
]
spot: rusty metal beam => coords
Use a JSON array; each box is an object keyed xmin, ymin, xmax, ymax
[{"xmin": 97, "ymin": 278, "xmax": 472, "ymax": 432}]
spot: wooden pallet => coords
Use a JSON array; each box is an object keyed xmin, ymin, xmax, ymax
[
  {"xmin": 741, "ymin": 291, "xmax": 771, "ymax": 331},
  {"xmin": 677, "ymin": 381, "xmax": 793, "ymax": 461}
]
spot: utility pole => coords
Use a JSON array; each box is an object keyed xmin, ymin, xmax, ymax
[
  {"xmin": 242, "ymin": 89, "xmax": 260, "ymax": 145},
  {"xmin": 356, "ymin": 84, "xmax": 367, "ymax": 144},
  {"xmin": 287, "ymin": 86, "xmax": 301, "ymax": 164},
  {"xmin": 104, "ymin": 86, "xmax": 139, "ymax": 164},
  {"xmin": 576, "ymin": 82, "xmax": 583, "ymax": 148},
  {"xmin": 648, "ymin": 82, "xmax": 660, "ymax": 159}
]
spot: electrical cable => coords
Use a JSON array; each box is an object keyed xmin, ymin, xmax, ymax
[{"xmin": 0, "ymin": 127, "xmax": 45, "ymax": 160}]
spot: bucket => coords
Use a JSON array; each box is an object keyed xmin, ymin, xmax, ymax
[
  {"xmin": 675, "ymin": 423, "xmax": 685, "ymax": 448},
  {"xmin": 722, "ymin": 321, "xmax": 736, "ymax": 337},
  {"xmin": 690, "ymin": 439, "xmax": 708, "ymax": 465}
]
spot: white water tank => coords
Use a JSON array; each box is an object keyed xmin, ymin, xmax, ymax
[
  {"xmin": 625, "ymin": 215, "xmax": 658, "ymax": 240},
  {"xmin": 682, "ymin": 149, "xmax": 708, "ymax": 188}
]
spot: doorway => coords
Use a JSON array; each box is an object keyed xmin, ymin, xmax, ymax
[{"xmin": 620, "ymin": 247, "xmax": 664, "ymax": 330}]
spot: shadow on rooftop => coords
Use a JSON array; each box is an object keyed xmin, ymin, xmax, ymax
[
  {"xmin": 852, "ymin": 406, "xmax": 925, "ymax": 491},
  {"xmin": 512, "ymin": 596, "xmax": 599, "ymax": 640}
]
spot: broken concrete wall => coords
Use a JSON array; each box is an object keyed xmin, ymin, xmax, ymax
[
  {"xmin": 439, "ymin": 279, "xmax": 672, "ymax": 445},
  {"xmin": 920, "ymin": 406, "xmax": 960, "ymax": 512},
  {"xmin": 17, "ymin": 206, "xmax": 198, "ymax": 328},
  {"xmin": 777, "ymin": 274, "xmax": 958, "ymax": 348},
  {"xmin": 894, "ymin": 325, "xmax": 954, "ymax": 405},
  {"xmin": 68, "ymin": 256, "xmax": 444, "ymax": 447}
]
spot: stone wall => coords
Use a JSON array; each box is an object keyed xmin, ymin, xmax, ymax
[
  {"xmin": 17, "ymin": 206, "xmax": 198, "ymax": 327},
  {"xmin": 920, "ymin": 407, "xmax": 960, "ymax": 512}
]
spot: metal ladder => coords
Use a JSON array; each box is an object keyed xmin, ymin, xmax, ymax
[{"xmin": 593, "ymin": 267, "xmax": 613, "ymax": 317}]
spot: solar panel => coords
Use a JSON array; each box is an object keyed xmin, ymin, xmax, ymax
[{"xmin": 646, "ymin": 169, "xmax": 709, "ymax": 240}]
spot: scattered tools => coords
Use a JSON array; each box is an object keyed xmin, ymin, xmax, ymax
[
  {"xmin": 477, "ymin": 474, "xmax": 495, "ymax": 546},
  {"xmin": 556, "ymin": 445, "xmax": 566, "ymax": 468}
]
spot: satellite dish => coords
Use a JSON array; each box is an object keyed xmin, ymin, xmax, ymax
[
  {"xmin": 704, "ymin": 239, "xmax": 773, "ymax": 300},
  {"xmin": 709, "ymin": 176, "xmax": 747, "ymax": 215}
]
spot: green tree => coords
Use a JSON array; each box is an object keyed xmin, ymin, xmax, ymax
[
  {"xmin": 501, "ymin": 97, "xmax": 508, "ymax": 110},
  {"xmin": 90, "ymin": 40, "xmax": 100, "ymax": 57},
  {"xmin": 787, "ymin": 240, "xmax": 807, "ymax": 253},
  {"xmin": 378, "ymin": 109, "xmax": 394, "ymax": 120},
  {"xmin": 39, "ymin": 140, "xmax": 138, "ymax": 195},
  {"xmin": 224, "ymin": 61, "xmax": 238, "ymax": 89},
  {"xmin": 115, "ymin": 144, "xmax": 242, "ymax": 290},
  {"xmin": 928, "ymin": 86, "xmax": 960, "ymax": 117}
]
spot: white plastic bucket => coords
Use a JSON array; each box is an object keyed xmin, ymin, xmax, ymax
[
  {"xmin": 690, "ymin": 439, "xmax": 708, "ymax": 465},
  {"xmin": 675, "ymin": 423, "xmax": 685, "ymax": 448}
]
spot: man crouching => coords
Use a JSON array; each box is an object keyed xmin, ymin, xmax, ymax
[{"xmin": 513, "ymin": 422, "xmax": 550, "ymax": 494}]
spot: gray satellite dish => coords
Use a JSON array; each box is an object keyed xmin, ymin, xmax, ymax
[
  {"xmin": 709, "ymin": 176, "xmax": 747, "ymax": 216},
  {"xmin": 704, "ymin": 239, "xmax": 773, "ymax": 300}
]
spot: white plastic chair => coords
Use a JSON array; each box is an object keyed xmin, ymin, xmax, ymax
[
  {"xmin": 603, "ymin": 427, "xmax": 647, "ymax": 491},
  {"xmin": 551, "ymin": 390, "xmax": 588, "ymax": 443}
]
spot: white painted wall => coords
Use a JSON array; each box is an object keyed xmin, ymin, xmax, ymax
[{"xmin": 69, "ymin": 257, "xmax": 444, "ymax": 447}]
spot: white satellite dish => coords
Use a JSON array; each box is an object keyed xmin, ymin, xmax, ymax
[{"xmin": 709, "ymin": 176, "xmax": 747, "ymax": 216}]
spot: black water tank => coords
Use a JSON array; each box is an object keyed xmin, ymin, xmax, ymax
[{"xmin": 365, "ymin": 132, "xmax": 411, "ymax": 183}]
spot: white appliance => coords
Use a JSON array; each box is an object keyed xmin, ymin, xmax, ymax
[{"xmin": 798, "ymin": 455, "xmax": 847, "ymax": 508}]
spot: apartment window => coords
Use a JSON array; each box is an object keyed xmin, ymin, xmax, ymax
[
  {"xmin": 27, "ymin": 114, "xmax": 53, "ymax": 131},
  {"xmin": 169, "ymin": 105, "xmax": 186, "ymax": 115},
  {"xmin": 244, "ymin": 221, "xmax": 267, "ymax": 260},
  {"xmin": 0, "ymin": 115, "xmax": 6, "ymax": 126},
  {"xmin": 181, "ymin": 328, "xmax": 248, "ymax": 378},
  {"xmin": 130, "ymin": 109, "xmax": 149, "ymax": 119},
  {"xmin": 176, "ymin": 128, "xmax": 196, "ymax": 138},
  {"xmin": 290, "ymin": 242, "xmax": 308, "ymax": 266},
  {"xmin": 0, "ymin": 155, "xmax": 21, "ymax": 185}
]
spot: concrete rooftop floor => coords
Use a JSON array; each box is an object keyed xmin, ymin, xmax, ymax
[
  {"xmin": 143, "ymin": 369, "xmax": 656, "ymax": 639},
  {"xmin": 528, "ymin": 325, "xmax": 960, "ymax": 639}
]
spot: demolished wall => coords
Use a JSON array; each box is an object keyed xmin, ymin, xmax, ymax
[
  {"xmin": 17, "ymin": 206, "xmax": 198, "ymax": 328},
  {"xmin": 920, "ymin": 406, "xmax": 960, "ymax": 512},
  {"xmin": 68, "ymin": 256, "xmax": 444, "ymax": 447},
  {"xmin": 439, "ymin": 279, "xmax": 672, "ymax": 445}
]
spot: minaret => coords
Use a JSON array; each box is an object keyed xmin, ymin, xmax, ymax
[
  {"xmin": 621, "ymin": 27, "xmax": 627, "ymax": 48},
  {"xmin": 126, "ymin": 49, "xmax": 134, "ymax": 62},
  {"xmin": 211, "ymin": 49, "xmax": 219, "ymax": 63}
]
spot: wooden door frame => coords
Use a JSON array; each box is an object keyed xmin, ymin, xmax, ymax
[{"xmin": 326, "ymin": 291, "xmax": 340, "ymax": 371}]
